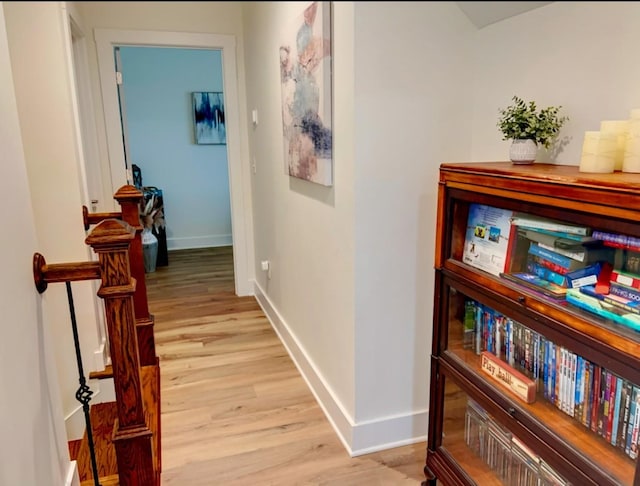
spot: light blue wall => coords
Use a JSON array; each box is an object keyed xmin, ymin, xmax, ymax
[{"xmin": 119, "ymin": 46, "xmax": 232, "ymax": 249}]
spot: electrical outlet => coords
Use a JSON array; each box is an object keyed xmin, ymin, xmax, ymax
[
  {"xmin": 252, "ymin": 156, "xmax": 257, "ymax": 174},
  {"xmin": 261, "ymin": 260, "xmax": 272, "ymax": 280}
]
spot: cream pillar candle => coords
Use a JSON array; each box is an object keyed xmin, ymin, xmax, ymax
[
  {"xmin": 595, "ymin": 132, "xmax": 617, "ymax": 173},
  {"xmin": 579, "ymin": 131, "xmax": 600, "ymax": 173},
  {"xmin": 623, "ymin": 117, "xmax": 640, "ymax": 173},
  {"xmin": 580, "ymin": 131, "xmax": 616, "ymax": 173},
  {"xmin": 600, "ymin": 120, "xmax": 628, "ymax": 171}
]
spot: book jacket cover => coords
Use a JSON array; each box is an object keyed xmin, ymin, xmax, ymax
[{"xmin": 463, "ymin": 204, "xmax": 514, "ymax": 277}]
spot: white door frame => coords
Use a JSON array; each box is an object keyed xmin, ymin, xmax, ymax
[{"xmin": 94, "ymin": 28, "xmax": 252, "ymax": 296}]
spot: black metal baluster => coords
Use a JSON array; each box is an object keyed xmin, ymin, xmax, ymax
[{"xmin": 65, "ymin": 282, "xmax": 101, "ymax": 486}]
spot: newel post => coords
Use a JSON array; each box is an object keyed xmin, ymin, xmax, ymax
[
  {"xmin": 85, "ymin": 219, "xmax": 155, "ymax": 486},
  {"xmin": 114, "ymin": 185, "xmax": 156, "ymax": 367}
]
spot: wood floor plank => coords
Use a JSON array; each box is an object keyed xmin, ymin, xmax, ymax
[{"xmin": 146, "ymin": 247, "xmax": 427, "ymax": 484}]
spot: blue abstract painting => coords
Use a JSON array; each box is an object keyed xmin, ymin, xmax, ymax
[
  {"xmin": 279, "ymin": 1, "xmax": 333, "ymax": 186},
  {"xmin": 193, "ymin": 91, "xmax": 226, "ymax": 145}
]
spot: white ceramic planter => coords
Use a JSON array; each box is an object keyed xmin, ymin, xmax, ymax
[{"xmin": 509, "ymin": 139, "xmax": 538, "ymax": 165}]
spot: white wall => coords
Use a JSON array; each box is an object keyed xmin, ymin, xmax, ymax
[
  {"xmin": 351, "ymin": 2, "xmax": 474, "ymax": 451},
  {"xmin": 242, "ymin": 1, "xmax": 475, "ymax": 454},
  {"xmin": 470, "ymin": 2, "xmax": 640, "ymax": 165},
  {"xmin": 242, "ymin": 0, "xmax": 357, "ymax": 444},
  {"xmin": 119, "ymin": 46, "xmax": 232, "ymax": 249},
  {"xmin": 4, "ymin": 1, "xmax": 106, "ymax": 441},
  {"xmin": 0, "ymin": 3, "xmax": 76, "ymax": 484}
]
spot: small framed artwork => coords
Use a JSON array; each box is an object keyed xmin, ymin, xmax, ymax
[{"xmin": 192, "ymin": 91, "xmax": 226, "ymax": 145}]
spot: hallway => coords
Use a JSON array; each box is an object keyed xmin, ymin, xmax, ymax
[{"xmin": 145, "ymin": 247, "xmax": 426, "ymax": 485}]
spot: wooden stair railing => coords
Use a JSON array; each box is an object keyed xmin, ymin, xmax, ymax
[
  {"xmin": 85, "ymin": 220, "xmax": 156, "ymax": 486},
  {"xmin": 84, "ymin": 186, "xmax": 162, "ymax": 478},
  {"xmin": 83, "ymin": 185, "xmax": 157, "ymax": 367},
  {"xmin": 34, "ymin": 219, "xmax": 159, "ymax": 486}
]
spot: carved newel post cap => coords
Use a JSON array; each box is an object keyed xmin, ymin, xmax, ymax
[
  {"xmin": 114, "ymin": 185, "xmax": 143, "ymax": 203},
  {"xmin": 85, "ymin": 219, "xmax": 135, "ymax": 249}
]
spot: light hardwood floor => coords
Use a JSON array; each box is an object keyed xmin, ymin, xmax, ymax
[{"xmin": 146, "ymin": 247, "xmax": 427, "ymax": 485}]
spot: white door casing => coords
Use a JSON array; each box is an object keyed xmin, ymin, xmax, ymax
[{"xmin": 94, "ymin": 29, "xmax": 252, "ymax": 296}]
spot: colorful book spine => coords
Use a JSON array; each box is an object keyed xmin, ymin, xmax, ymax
[
  {"xmin": 463, "ymin": 300, "xmax": 476, "ymax": 350},
  {"xmin": 565, "ymin": 263, "xmax": 602, "ymax": 289},
  {"xmin": 510, "ymin": 216, "xmax": 590, "ymax": 236},
  {"xmin": 628, "ymin": 386, "xmax": 640, "ymax": 459},
  {"xmin": 591, "ymin": 366, "xmax": 601, "ymax": 434},
  {"xmin": 574, "ymin": 357, "xmax": 583, "ymax": 422},
  {"xmin": 529, "ymin": 255, "xmax": 570, "ymax": 275},
  {"xmin": 609, "ymin": 281, "xmax": 640, "ymax": 302},
  {"xmin": 620, "ymin": 381, "xmax": 633, "ymax": 453},
  {"xmin": 475, "ymin": 304, "xmax": 482, "ymax": 355},
  {"xmin": 529, "ymin": 243, "xmax": 574, "ymax": 270},
  {"xmin": 571, "ymin": 353, "xmax": 578, "ymax": 418},
  {"xmin": 579, "ymin": 285, "xmax": 640, "ymax": 316},
  {"xmin": 592, "ymin": 230, "xmax": 640, "ymax": 252},
  {"xmin": 526, "ymin": 260, "xmax": 567, "ymax": 287},
  {"xmin": 602, "ymin": 371, "xmax": 612, "ymax": 439},
  {"xmin": 538, "ymin": 242, "xmax": 587, "ymax": 262},
  {"xmin": 520, "ymin": 225, "xmax": 594, "ymax": 242},
  {"xmin": 583, "ymin": 361, "xmax": 594, "ymax": 429},
  {"xmin": 611, "ymin": 376, "xmax": 623, "ymax": 446},
  {"xmin": 611, "ymin": 269, "xmax": 640, "ymax": 291}
]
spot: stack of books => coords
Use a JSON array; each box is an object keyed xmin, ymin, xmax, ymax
[
  {"xmin": 499, "ymin": 212, "xmax": 615, "ymax": 300},
  {"xmin": 565, "ymin": 230, "xmax": 640, "ymax": 333}
]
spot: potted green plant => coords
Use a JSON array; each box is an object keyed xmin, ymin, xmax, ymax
[{"xmin": 497, "ymin": 95, "xmax": 568, "ymax": 164}]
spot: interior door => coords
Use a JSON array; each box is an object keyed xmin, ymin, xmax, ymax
[{"xmin": 114, "ymin": 46, "xmax": 133, "ymax": 184}]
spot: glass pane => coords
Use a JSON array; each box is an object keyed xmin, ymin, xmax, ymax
[
  {"xmin": 445, "ymin": 286, "xmax": 637, "ymax": 486},
  {"xmin": 448, "ymin": 198, "xmax": 640, "ymax": 346},
  {"xmin": 443, "ymin": 378, "xmax": 572, "ymax": 485}
]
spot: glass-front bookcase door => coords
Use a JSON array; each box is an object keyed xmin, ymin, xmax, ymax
[
  {"xmin": 438, "ymin": 278, "xmax": 637, "ymax": 486},
  {"xmin": 442, "ymin": 192, "xmax": 640, "ymax": 348}
]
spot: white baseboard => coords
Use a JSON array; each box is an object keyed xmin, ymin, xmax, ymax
[
  {"xmin": 350, "ymin": 409, "xmax": 428, "ymax": 456},
  {"xmin": 65, "ymin": 460, "xmax": 80, "ymax": 486},
  {"xmin": 167, "ymin": 234, "xmax": 232, "ymax": 250},
  {"xmin": 94, "ymin": 340, "xmax": 108, "ymax": 370},
  {"xmin": 253, "ymin": 280, "xmax": 427, "ymax": 456}
]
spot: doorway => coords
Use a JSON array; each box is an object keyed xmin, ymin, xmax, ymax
[{"xmin": 95, "ymin": 29, "xmax": 253, "ymax": 296}]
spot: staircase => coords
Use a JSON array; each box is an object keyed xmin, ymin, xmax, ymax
[
  {"xmin": 34, "ymin": 185, "xmax": 161, "ymax": 486},
  {"xmin": 71, "ymin": 363, "xmax": 160, "ymax": 485}
]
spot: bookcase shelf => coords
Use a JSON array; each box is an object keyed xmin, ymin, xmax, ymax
[
  {"xmin": 424, "ymin": 162, "xmax": 640, "ymax": 486},
  {"xmin": 446, "ymin": 348, "xmax": 635, "ymax": 483}
]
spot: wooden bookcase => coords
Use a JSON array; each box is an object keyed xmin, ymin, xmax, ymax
[{"xmin": 424, "ymin": 162, "xmax": 640, "ymax": 486}]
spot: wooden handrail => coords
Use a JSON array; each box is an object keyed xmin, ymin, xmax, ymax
[
  {"xmin": 32, "ymin": 253, "xmax": 101, "ymax": 294},
  {"xmin": 82, "ymin": 205, "xmax": 121, "ymax": 231}
]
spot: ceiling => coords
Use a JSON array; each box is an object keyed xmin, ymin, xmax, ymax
[{"xmin": 455, "ymin": 1, "xmax": 553, "ymax": 29}]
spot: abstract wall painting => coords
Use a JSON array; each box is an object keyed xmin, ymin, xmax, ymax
[
  {"xmin": 193, "ymin": 91, "xmax": 226, "ymax": 145},
  {"xmin": 279, "ymin": 1, "xmax": 333, "ymax": 186}
]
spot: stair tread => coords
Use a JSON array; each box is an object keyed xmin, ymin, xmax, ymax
[
  {"xmin": 89, "ymin": 364, "xmax": 113, "ymax": 380},
  {"xmin": 80, "ymin": 473, "xmax": 119, "ymax": 486},
  {"xmin": 76, "ymin": 402, "xmax": 118, "ymax": 481},
  {"xmin": 74, "ymin": 363, "xmax": 160, "ymax": 482}
]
